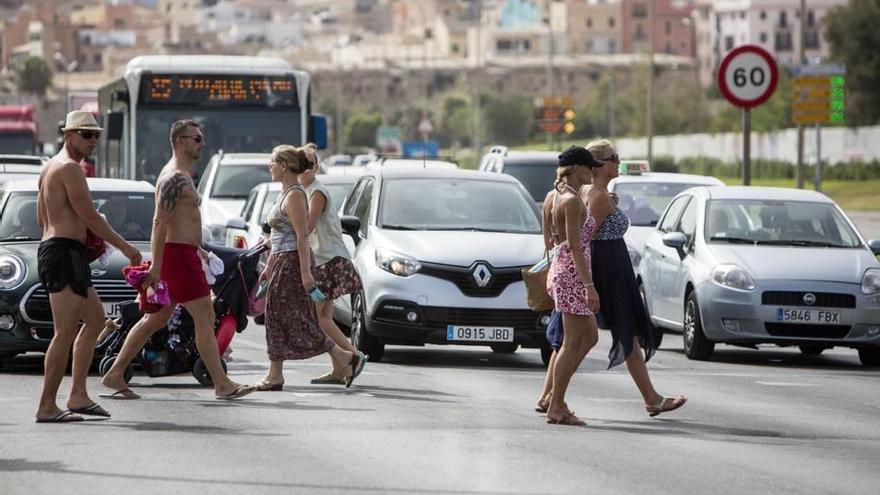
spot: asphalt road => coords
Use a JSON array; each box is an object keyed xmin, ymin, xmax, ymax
[{"xmin": 1, "ymin": 320, "xmax": 879, "ymax": 495}]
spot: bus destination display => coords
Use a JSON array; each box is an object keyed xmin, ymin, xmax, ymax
[{"xmin": 140, "ymin": 75, "xmax": 298, "ymax": 106}]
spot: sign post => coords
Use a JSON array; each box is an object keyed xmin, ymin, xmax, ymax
[
  {"xmin": 792, "ymin": 64, "xmax": 846, "ymax": 192},
  {"xmin": 533, "ymin": 95, "xmax": 575, "ymax": 149},
  {"xmin": 717, "ymin": 45, "xmax": 779, "ymax": 186}
]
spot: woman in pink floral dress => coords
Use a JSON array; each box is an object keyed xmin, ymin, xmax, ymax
[{"xmin": 544, "ymin": 145, "xmax": 603, "ymax": 426}]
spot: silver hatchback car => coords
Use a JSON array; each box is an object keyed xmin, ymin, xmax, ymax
[
  {"xmin": 334, "ymin": 167, "xmax": 552, "ymax": 363},
  {"xmin": 638, "ymin": 186, "xmax": 880, "ymax": 365}
]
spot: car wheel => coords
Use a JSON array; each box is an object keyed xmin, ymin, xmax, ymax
[
  {"xmin": 99, "ymin": 355, "xmax": 133, "ymax": 384},
  {"xmin": 858, "ymin": 347, "xmax": 880, "ymax": 367},
  {"xmin": 683, "ymin": 292, "xmax": 714, "ymax": 361},
  {"xmin": 350, "ymin": 292, "xmax": 384, "ymax": 362},
  {"xmin": 539, "ymin": 346, "xmax": 553, "ymax": 366},
  {"xmin": 799, "ymin": 345, "xmax": 827, "ymax": 356},
  {"xmin": 490, "ymin": 343, "xmax": 518, "ymax": 353},
  {"xmin": 192, "ymin": 356, "xmax": 228, "ymax": 386},
  {"xmin": 639, "ymin": 282, "xmax": 663, "ymax": 349}
]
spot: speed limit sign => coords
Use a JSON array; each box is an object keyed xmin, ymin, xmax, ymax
[{"xmin": 717, "ymin": 45, "xmax": 778, "ymax": 108}]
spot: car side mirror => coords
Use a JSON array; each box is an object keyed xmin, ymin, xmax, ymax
[
  {"xmin": 662, "ymin": 232, "xmax": 688, "ymax": 260},
  {"xmin": 868, "ymin": 239, "xmax": 880, "ymax": 255},
  {"xmin": 226, "ymin": 217, "xmax": 247, "ymax": 231},
  {"xmin": 340, "ymin": 215, "xmax": 361, "ymax": 245}
]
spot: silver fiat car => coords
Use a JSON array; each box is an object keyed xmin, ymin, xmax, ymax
[
  {"xmin": 637, "ymin": 186, "xmax": 880, "ymax": 365},
  {"xmin": 333, "ymin": 167, "xmax": 552, "ymax": 363}
]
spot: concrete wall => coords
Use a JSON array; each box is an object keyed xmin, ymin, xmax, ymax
[{"xmin": 615, "ymin": 125, "xmax": 880, "ymax": 164}]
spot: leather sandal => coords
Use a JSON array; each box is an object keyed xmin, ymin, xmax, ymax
[{"xmin": 646, "ymin": 395, "xmax": 687, "ymax": 417}]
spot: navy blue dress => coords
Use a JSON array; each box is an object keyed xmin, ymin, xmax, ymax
[{"xmin": 591, "ymin": 207, "xmax": 656, "ymax": 368}]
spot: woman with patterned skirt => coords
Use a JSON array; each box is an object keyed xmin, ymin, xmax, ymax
[
  {"xmin": 299, "ymin": 144, "xmax": 366, "ymax": 386},
  {"xmin": 254, "ymin": 145, "xmax": 366, "ymax": 391}
]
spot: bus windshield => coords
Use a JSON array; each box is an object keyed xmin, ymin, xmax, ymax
[{"xmin": 135, "ymin": 107, "xmax": 300, "ymax": 183}]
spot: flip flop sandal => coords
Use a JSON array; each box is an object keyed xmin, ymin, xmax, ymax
[
  {"xmin": 344, "ymin": 352, "xmax": 368, "ymax": 388},
  {"xmin": 646, "ymin": 395, "xmax": 688, "ymax": 417},
  {"xmin": 253, "ymin": 378, "xmax": 284, "ymax": 391},
  {"xmin": 547, "ymin": 412, "xmax": 586, "ymax": 426},
  {"xmin": 99, "ymin": 389, "xmax": 141, "ymax": 400},
  {"xmin": 535, "ymin": 400, "xmax": 549, "ymax": 413},
  {"xmin": 36, "ymin": 411, "xmax": 85, "ymax": 423},
  {"xmin": 310, "ymin": 372, "xmax": 345, "ymax": 385},
  {"xmin": 216, "ymin": 384, "xmax": 256, "ymax": 400},
  {"xmin": 68, "ymin": 403, "xmax": 111, "ymax": 417}
]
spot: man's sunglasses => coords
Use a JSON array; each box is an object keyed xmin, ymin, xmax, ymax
[
  {"xmin": 76, "ymin": 130, "xmax": 101, "ymax": 140},
  {"xmin": 179, "ymin": 135, "xmax": 204, "ymax": 143}
]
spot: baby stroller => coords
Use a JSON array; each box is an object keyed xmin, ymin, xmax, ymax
[{"xmin": 96, "ymin": 239, "xmax": 269, "ymax": 386}]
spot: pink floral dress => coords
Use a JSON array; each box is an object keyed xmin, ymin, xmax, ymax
[{"xmin": 546, "ymin": 196, "xmax": 596, "ymax": 316}]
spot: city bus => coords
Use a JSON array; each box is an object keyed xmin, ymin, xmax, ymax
[{"xmin": 97, "ymin": 55, "xmax": 327, "ymax": 183}]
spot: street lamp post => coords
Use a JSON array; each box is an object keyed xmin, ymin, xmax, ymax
[{"xmin": 545, "ymin": 14, "xmax": 555, "ymax": 149}]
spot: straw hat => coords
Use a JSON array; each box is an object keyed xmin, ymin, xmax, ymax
[{"xmin": 61, "ymin": 110, "xmax": 103, "ymax": 132}]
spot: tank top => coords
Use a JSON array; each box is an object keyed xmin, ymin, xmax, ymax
[
  {"xmin": 304, "ymin": 179, "xmax": 350, "ymax": 265},
  {"xmin": 266, "ymin": 184, "xmax": 304, "ymax": 253},
  {"xmin": 592, "ymin": 207, "xmax": 629, "ymax": 240}
]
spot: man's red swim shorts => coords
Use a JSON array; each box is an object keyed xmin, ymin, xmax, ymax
[{"xmin": 161, "ymin": 242, "xmax": 210, "ymax": 304}]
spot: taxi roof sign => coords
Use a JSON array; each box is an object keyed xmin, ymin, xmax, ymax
[{"xmin": 619, "ymin": 160, "xmax": 650, "ymax": 175}]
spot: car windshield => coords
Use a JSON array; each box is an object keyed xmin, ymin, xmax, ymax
[
  {"xmin": 380, "ymin": 178, "xmax": 541, "ymax": 233},
  {"xmin": 706, "ymin": 199, "xmax": 861, "ymax": 248},
  {"xmin": 0, "ymin": 191, "xmax": 155, "ymax": 242},
  {"xmin": 211, "ymin": 165, "xmax": 272, "ymax": 199},
  {"xmin": 499, "ymin": 162, "xmax": 556, "ymax": 202},
  {"xmin": 326, "ymin": 183, "xmax": 355, "ymax": 210},
  {"xmin": 259, "ymin": 190, "xmax": 280, "ymax": 224},
  {"xmin": 614, "ymin": 182, "xmax": 708, "ymax": 226}
]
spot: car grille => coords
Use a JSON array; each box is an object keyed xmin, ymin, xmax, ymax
[
  {"xmin": 420, "ymin": 306, "xmax": 545, "ymax": 330},
  {"xmin": 761, "ymin": 291, "xmax": 855, "ymax": 308},
  {"xmin": 22, "ymin": 280, "xmax": 138, "ymax": 323},
  {"xmin": 419, "ymin": 262, "xmax": 525, "ymax": 298},
  {"xmin": 764, "ymin": 323, "xmax": 851, "ymax": 339}
]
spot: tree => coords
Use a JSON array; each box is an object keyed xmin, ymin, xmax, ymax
[
  {"xmin": 482, "ymin": 94, "xmax": 533, "ymax": 144},
  {"xmin": 15, "ymin": 56, "xmax": 52, "ymax": 96},
  {"xmin": 343, "ymin": 112, "xmax": 383, "ymax": 148},
  {"xmin": 825, "ymin": 0, "xmax": 880, "ymax": 125}
]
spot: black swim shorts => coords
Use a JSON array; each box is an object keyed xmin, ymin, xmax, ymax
[{"xmin": 37, "ymin": 237, "xmax": 93, "ymax": 298}]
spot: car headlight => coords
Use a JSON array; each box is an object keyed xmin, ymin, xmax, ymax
[
  {"xmin": 375, "ymin": 248, "xmax": 421, "ymax": 277},
  {"xmin": 711, "ymin": 263, "xmax": 756, "ymax": 291},
  {"xmin": 862, "ymin": 268, "xmax": 880, "ymax": 295},
  {"xmin": 0, "ymin": 254, "xmax": 27, "ymax": 289},
  {"xmin": 627, "ymin": 245, "xmax": 642, "ymax": 267}
]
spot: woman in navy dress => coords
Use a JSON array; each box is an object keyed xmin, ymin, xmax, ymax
[{"xmin": 586, "ymin": 139, "xmax": 687, "ymax": 417}]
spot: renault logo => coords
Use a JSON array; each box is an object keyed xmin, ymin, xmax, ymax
[
  {"xmin": 803, "ymin": 293, "xmax": 816, "ymax": 305},
  {"xmin": 472, "ymin": 263, "xmax": 493, "ymax": 288},
  {"xmin": 91, "ymin": 269, "xmax": 107, "ymax": 277}
]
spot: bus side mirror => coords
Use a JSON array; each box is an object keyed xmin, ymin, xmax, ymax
[
  {"xmin": 106, "ymin": 111, "xmax": 124, "ymax": 140},
  {"xmin": 309, "ymin": 114, "xmax": 328, "ymax": 150}
]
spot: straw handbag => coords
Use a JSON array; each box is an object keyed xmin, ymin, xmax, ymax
[{"xmin": 522, "ymin": 251, "xmax": 555, "ymax": 312}]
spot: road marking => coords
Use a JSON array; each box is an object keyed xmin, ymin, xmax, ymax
[{"xmin": 755, "ymin": 381, "xmax": 818, "ymax": 387}]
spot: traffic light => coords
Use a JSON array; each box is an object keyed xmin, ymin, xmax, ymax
[{"xmin": 563, "ymin": 109, "xmax": 575, "ymax": 135}]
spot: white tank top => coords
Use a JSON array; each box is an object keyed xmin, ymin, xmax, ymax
[{"xmin": 304, "ymin": 179, "xmax": 350, "ymax": 265}]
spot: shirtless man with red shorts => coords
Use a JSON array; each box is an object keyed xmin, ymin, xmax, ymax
[{"xmin": 101, "ymin": 119, "xmax": 253, "ymax": 400}]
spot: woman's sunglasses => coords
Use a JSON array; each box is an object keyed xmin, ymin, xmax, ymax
[{"xmin": 76, "ymin": 130, "xmax": 101, "ymax": 140}]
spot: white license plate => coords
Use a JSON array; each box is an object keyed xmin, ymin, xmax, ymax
[
  {"xmin": 446, "ymin": 325, "xmax": 514, "ymax": 342},
  {"xmin": 775, "ymin": 307, "xmax": 841, "ymax": 325},
  {"xmin": 103, "ymin": 302, "xmax": 124, "ymax": 319}
]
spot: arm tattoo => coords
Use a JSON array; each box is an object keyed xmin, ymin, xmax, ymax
[{"xmin": 159, "ymin": 173, "xmax": 187, "ymax": 212}]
